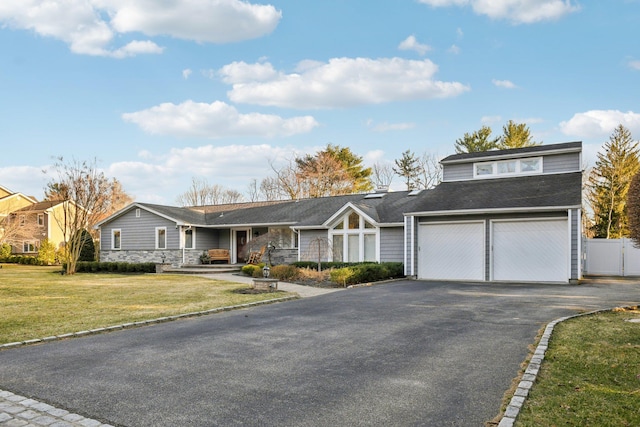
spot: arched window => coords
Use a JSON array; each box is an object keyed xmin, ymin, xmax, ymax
[{"xmin": 329, "ymin": 211, "xmax": 378, "ymax": 262}]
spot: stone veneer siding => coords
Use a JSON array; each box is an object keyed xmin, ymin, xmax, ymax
[{"xmin": 101, "ymin": 249, "xmax": 204, "ymax": 267}]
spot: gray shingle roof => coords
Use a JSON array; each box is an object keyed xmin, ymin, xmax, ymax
[{"xmin": 407, "ymin": 172, "xmax": 582, "ymax": 214}]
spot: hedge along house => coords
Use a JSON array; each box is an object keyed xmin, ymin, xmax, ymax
[
  {"xmin": 96, "ymin": 191, "xmax": 423, "ymax": 267},
  {"xmin": 403, "ymin": 141, "xmax": 583, "ymax": 283}
]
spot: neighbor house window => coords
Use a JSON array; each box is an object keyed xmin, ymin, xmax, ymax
[
  {"xmin": 23, "ymin": 241, "xmax": 37, "ymax": 253},
  {"xmin": 19, "ymin": 215, "xmax": 25, "ymax": 227},
  {"xmin": 156, "ymin": 227, "xmax": 167, "ymax": 250},
  {"xmin": 474, "ymin": 157, "xmax": 542, "ymax": 178},
  {"xmin": 184, "ymin": 228, "xmax": 194, "ymax": 249},
  {"xmin": 112, "ymin": 229, "xmax": 121, "ymax": 250},
  {"xmin": 37, "ymin": 214, "xmax": 44, "ymax": 227},
  {"xmin": 329, "ymin": 211, "xmax": 378, "ymax": 262}
]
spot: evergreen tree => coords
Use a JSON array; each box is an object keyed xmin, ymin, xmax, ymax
[
  {"xmin": 393, "ymin": 150, "xmax": 423, "ymax": 190},
  {"xmin": 627, "ymin": 172, "xmax": 640, "ymax": 247},
  {"xmin": 454, "ymin": 126, "xmax": 500, "ymax": 153},
  {"xmin": 588, "ymin": 125, "xmax": 640, "ymax": 238},
  {"xmin": 498, "ymin": 120, "xmax": 541, "ymax": 149}
]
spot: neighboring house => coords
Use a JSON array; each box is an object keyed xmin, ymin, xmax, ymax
[
  {"xmin": 97, "ymin": 141, "xmax": 583, "ymax": 283},
  {"xmin": 7, "ymin": 200, "xmax": 72, "ymax": 254},
  {"xmin": 0, "ymin": 185, "xmax": 38, "ymax": 250},
  {"xmin": 404, "ymin": 141, "xmax": 583, "ymax": 283}
]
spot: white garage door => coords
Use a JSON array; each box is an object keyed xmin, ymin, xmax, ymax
[
  {"xmin": 418, "ymin": 222, "xmax": 485, "ymax": 281},
  {"xmin": 492, "ymin": 219, "xmax": 568, "ymax": 282}
]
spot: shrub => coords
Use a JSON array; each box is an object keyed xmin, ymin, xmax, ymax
[
  {"xmin": 76, "ymin": 229, "xmax": 96, "ymax": 262},
  {"xmin": 270, "ymin": 264, "xmax": 300, "ymax": 281},
  {"xmin": 241, "ymin": 264, "xmax": 259, "ymax": 276},
  {"xmin": 36, "ymin": 239, "xmax": 57, "ymax": 266},
  {"xmin": 0, "ymin": 243, "xmax": 12, "ymax": 259},
  {"xmin": 330, "ymin": 268, "xmax": 355, "ymax": 287}
]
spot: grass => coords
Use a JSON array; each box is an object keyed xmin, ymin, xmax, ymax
[
  {"xmin": 0, "ymin": 264, "xmax": 295, "ymax": 345},
  {"xmin": 515, "ymin": 308, "xmax": 640, "ymax": 426}
]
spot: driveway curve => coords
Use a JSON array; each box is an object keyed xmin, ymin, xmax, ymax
[{"xmin": 0, "ymin": 279, "xmax": 638, "ymax": 426}]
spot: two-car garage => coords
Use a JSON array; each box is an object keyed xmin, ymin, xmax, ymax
[{"xmin": 417, "ymin": 218, "xmax": 569, "ymax": 283}]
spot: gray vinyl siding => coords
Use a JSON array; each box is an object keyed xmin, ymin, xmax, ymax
[
  {"xmin": 442, "ymin": 163, "xmax": 473, "ymax": 182},
  {"xmin": 101, "ymin": 208, "xmax": 177, "ymax": 250},
  {"xmin": 543, "ymin": 152, "xmax": 581, "ymax": 174},
  {"xmin": 570, "ymin": 208, "xmax": 580, "ymax": 280},
  {"xmin": 404, "ymin": 216, "xmax": 417, "ymax": 276},
  {"xmin": 195, "ymin": 229, "xmax": 221, "ymax": 250},
  {"xmin": 380, "ymin": 227, "xmax": 404, "ymax": 263},
  {"xmin": 299, "ymin": 229, "xmax": 329, "ymax": 262},
  {"xmin": 442, "ymin": 151, "xmax": 581, "ymax": 182}
]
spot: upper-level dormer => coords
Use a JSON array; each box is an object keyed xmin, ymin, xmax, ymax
[{"xmin": 440, "ymin": 141, "xmax": 582, "ymax": 182}]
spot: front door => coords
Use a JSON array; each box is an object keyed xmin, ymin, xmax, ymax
[{"xmin": 236, "ymin": 230, "xmax": 248, "ymax": 263}]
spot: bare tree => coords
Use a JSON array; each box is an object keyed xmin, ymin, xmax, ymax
[
  {"xmin": 45, "ymin": 157, "xmax": 112, "ymax": 274},
  {"xmin": 371, "ymin": 162, "xmax": 394, "ymax": 190},
  {"xmin": 418, "ymin": 153, "xmax": 443, "ymax": 189},
  {"xmin": 176, "ymin": 177, "xmax": 245, "ymax": 206},
  {"xmin": 0, "ymin": 205, "xmax": 41, "ymax": 252}
]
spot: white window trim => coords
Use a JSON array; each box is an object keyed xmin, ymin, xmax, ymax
[
  {"xmin": 473, "ymin": 156, "xmax": 543, "ymax": 179},
  {"xmin": 156, "ymin": 227, "xmax": 167, "ymax": 250},
  {"xmin": 182, "ymin": 227, "xmax": 196, "ymax": 249},
  {"xmin": 23, "ymin": 241, "xmax": 38, "ymax": 253},
  {"xmin": 112, "ymin": 229, "xmax": 122, "ymax": 250},
  {"xmin": 135, "ymin": 208, "xmax": 141, "ymax": 218},
  {"xmin": 328, "ymin": 211, "xmax": 379, "ymax": 262}
]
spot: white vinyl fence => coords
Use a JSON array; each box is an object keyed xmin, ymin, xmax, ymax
[{"xmin": 583, "ymin": 238, "xmax": 640, "ymax": 276}]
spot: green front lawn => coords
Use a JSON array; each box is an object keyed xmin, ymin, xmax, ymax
[
  {"xmin": 0, "ymin": 264, "xmax": 295, "ymax": 344},
  {"xmin": 515, "ymin": 308, "xmax": 640, "ymax": 426}
]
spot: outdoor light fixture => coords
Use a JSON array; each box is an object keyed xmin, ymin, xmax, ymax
[{"xmin": 262, "ymin": 264, "xmax": 270, "ymax": 278}]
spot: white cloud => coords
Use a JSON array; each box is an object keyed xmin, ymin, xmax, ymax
[
  {"xmin": 418, "ymin": 0, "xmax": 580, "ymax": 24},
  {"xmin": 220, "ymin": 57, "xmax": 470, "ymax": 109},
  {"xmin": 107, "ymin": 144, "xmax": 309, "ymax": 203},
  {"xmin": 481, "ymin": 115, "xmax": 502, "ymax": 124},
  {"xmin": 629, "ymin": 60, "xmax": 640, "ymax": 71},
  {"xmin": 182, "ymin": 69, "xmax": 192, "ymax": 79},
  {"xmin": 559, "ymin": 110, "xmax": 640, "ymax": 137},
  {"xmin": 0, "ymin": 0, "xmax": 281, "ymax": 57},
  {"xmin": 398, "ymin": 35, "xmax": 432, "ymax": 56},
  {"xmin": 492, "ymin": 79, "xmax": 517, "ymax": 89},
  {"xmin": 122, "ymin": 100, "xmax": 319, "ymax": 138},
  {"xmin": 448, "ymin": 44, "xmax": 461, "ymax": 54},
  {"xmin": 0, "ymin": 166, "xmax": 48, "ymax": 200},
  {"xmin": 369, "ymin": 121, "xmax": 416, "ymax": 132}
]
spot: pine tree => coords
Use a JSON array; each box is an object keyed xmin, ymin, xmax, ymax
[
  {"xmin": 393, "ymin": 150, "xmax": 423, "ymax": 190},
  {"xmin": 454, "ymin": 126, "xmax": 500, "ymax": 153},
  {"xmin": 627, "ymin": 172, "xmax": 640, "ymax": 246},
  {"xmin": 588, "ymin": 125, "xmax": 640, "ymax": 238},
  {"xmin": 498, "ymin": 120, "xmax": 541, "ymax": 149}
]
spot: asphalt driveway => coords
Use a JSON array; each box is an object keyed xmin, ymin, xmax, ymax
[{"xmin": 0, "ymin": 279, "xmax": 638, "ymax": 426}]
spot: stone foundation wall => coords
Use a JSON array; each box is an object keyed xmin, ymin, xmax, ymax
[
  {"xmin": 100, "ymin": 249, "xmax": 204, "ymax": 267},
  {"xmin": 268, "ymin": 249, "xmax": 298, "ymax": 265}
]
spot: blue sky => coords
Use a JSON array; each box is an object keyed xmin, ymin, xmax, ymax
[{"xmin": 1, "ymin": 0, "xmax": 638, "ymax": 204}]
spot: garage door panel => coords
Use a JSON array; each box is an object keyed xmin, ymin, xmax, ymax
[
  {"xmin": 493, "ymin": 220, "xmax": 567, "ymax": 282},
  {"xmin": 419, "ymin": 222, "xmax": 484, "ymax": 281}
]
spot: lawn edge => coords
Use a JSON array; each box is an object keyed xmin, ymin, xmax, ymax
[
  {"xmin": 495, "ymin": 305, "xmax": 638, "ymax": 427},
  {"xmin": 0, "ymin": 295, "xmax": 299, "ymax": 351}
]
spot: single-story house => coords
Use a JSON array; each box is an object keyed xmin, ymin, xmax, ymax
[{"xmin": 97, "ymin": 141, "xmax": 582, "ymax": 283}]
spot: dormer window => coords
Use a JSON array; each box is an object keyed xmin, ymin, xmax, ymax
[{"xmin": 474, "ymin": 157, "xmax": 542, "ymax": 179}]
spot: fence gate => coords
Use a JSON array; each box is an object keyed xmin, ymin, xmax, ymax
[{"xmin": 584, "ymin": 238, "xmax": 640, "ymax": 276}]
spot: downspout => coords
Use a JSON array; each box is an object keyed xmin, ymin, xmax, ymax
[{"xmin": 291, "ymin": 227, "xmax": 300, "ymax": 262}]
